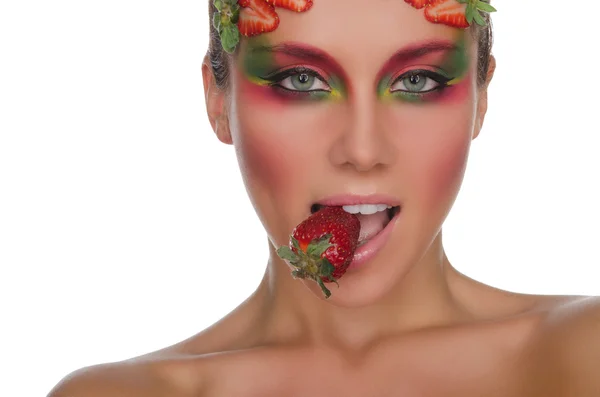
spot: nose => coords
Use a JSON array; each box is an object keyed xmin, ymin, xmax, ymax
[{"xmin": 329, "ymin": 88, "xmax": 395, "ymax": 172}]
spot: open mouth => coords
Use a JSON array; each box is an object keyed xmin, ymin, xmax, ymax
[
  {"xmin": 311, "ymin": 203, "xmax": 401, "ymax": 246},
  {"xmin": 310, "ymin": 203, "xmax": 400, "ymax": 221}
]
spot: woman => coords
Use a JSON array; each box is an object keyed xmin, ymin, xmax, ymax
[{"xmin": 49, "ymin": 0, "xmax": 600, "ymax": 395}]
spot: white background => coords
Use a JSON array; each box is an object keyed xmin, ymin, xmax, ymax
[{"xmin": 1, "ymin": 1, "xmax": 599, "ymax": 395}]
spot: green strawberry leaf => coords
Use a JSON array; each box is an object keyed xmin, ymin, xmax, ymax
[
  {"xmin": 231, "ymin": 5, "xmax": 240, "ymax": 23},
  {"xmin": 277, "ymin": 246, "xmax": 299, "ymax": 262},
  {"xmin": 212, "ymin": 12, "xmax": 221, "ymax": 30},
  {"xmin": 319, "ymin": 258, "xmax": 335, "ymax": 278},
  {"xmin": 317, "ymin": 278, "xmax": 331, "ymax": 299},
  {"xmin": 473, "ymin": 11, "xmax": 486, "ymax": 26},
  {"xmin": 291, "ymin": 269, "xmax": 307, "ymax": 279},
  {"xmin": 465, "ymin": 5, "xmax": 475, "ymax": 24},
  {"xmin": 476, "ymin": 1, "xmax": 497, "ymax": 13},
  {"xmin": 291, "ymin": 236, "xmax": 301, "ymax": 251},
  {"xmin": 307, "ymin": 238, "xmax": 332, "ymax": 258}
]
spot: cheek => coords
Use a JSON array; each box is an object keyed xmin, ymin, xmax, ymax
[
  {"xmin": 236, "ymin": 129, "xmax": 292, "ymax": 194},
  {"xmin": 424, "ymin": 132, "xmax": 471, "ymax": 199},
  {"xmin": 231, "ymin": 66, "xmax": 337, "ymax": 187},
  {"xmin": 231, "ymin": 111, "xmax": 301, "ymax": 238},
  {"xmin": 420, "ymin": 118, "xmax": 473, "ymax": 209},
  {"xmin": 436, "ymin": 73, "xmax": 472, "ymax": 105},
  {"xmin": 236, "ymin": 75, "xmax": 290, "ymax": 110},
  {"xmin": 393, "ymin": 82, "xmax": 476, "ymax": 209},
  {"xmin": 232, "ymin": 68, "xmax": 297, "ymax": 188},
  {"xmin": 230, "ymin": 68, "xmax": 331, "ymax": 217}
]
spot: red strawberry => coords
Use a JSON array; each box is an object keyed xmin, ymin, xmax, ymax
[
  {"xmin": 265, "ymin": 0, "xmax": 313, "ymax": 12},
  {"xmin": 237, "ymin": 0, "xmax": 280, "ymax": 37},
  {"xmin": 404, "ymin": 0, "xmax": 431, "ymax": 9},
  {"xmin": 424, "ymin": 0, "xmax": 469, "ymax": 28},
  {"xmin": 277, "ymin": 206, "xmax": 360, "ymax": 299}
]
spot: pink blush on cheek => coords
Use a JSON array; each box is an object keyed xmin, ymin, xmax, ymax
[
  {"xmin": 426, "ymin": 131, "xmax": 471, "ymax": 207},
  {"xmin": 240, "ymin": 134, "xmax": 290, "ymax": 191},
  {"xmin": 436, "ymin": 71, "xmax": 474, "ymax": 105},
  {"xmin": 237, "ymin": 76, "xmax": 290, "ymax": 110}
]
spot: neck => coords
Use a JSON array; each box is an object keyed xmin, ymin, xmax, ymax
[{"xmin": 248, "ymin": 231, "xmax": 476, "ymax": 351}]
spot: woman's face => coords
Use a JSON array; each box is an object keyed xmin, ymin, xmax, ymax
[{"xmin": 211, "ymin": 0, "xmax": 490, "ymax": 305}]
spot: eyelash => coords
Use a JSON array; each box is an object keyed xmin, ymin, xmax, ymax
[
  {"xmin": 262, "ymin": 66, "xmax": 331, "ymax": 95},
  {"xmin": 388, "ymin": 69, "xmax": 452, "ymax": 96},
  {"xmin": 260, "ymin": 67, "xmax": 453, "ymax": 99}
]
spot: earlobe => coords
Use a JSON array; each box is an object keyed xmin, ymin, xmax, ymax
[
  {"xmin": 473, "ymin": 55, "xmax": 496, "ymax": 140},
  {"xmin": 202, "ymin": 56, "xmax": 233, "ymax": 145},
  {"xmin": 214, "ymin": 115, "xmax": 233, "ymax": 145}
]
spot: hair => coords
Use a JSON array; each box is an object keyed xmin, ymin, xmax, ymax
[{"xmin": 207, "ymin": 1, "xmax": 493, "ymax": 91}]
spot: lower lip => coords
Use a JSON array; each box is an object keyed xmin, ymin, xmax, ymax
[{"xmin": 346, "ymin": 209, "xmax": 401, "ymax": 271}]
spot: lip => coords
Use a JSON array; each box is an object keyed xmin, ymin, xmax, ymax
[
  {"xmin": 316, "ymin": 193, "xmax": 402, "ymax": 207},
  {"xmin": 346, "ymin": 206, "xmax": 401, "ymax": 271}
]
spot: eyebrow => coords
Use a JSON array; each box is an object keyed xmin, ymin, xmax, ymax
[
  {"xmin": 248, "ymin": 42, "xmax": 348, "ymax": 80},
  {"xmin": 248, "ymin": 42, "xmax": 337, "ymax": 63},
  {"xmin": 376, "ymin": 40, "xmax": 459, "ymax": 82},
  {"xmin": 384, "ymin": 41, "xmax": 458, "ymax": 66}
]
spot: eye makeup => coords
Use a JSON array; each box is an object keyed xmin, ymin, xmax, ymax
[
  {"xmin": 238, "ymin": 34, "xmax": 471, "ymax": 105},
  {"xmin": 240, "ymin": 39, "xmax": 346, "ymax": 103},
  {"xmin": 258, "ymin": 66, "xmax": 344, "ymax": 101},
  {"xmin": 378, "ymin": 69, "xmax": 453, "ymax": 103},
  {"xmin": 376, "ymin": 33, "xmax": 470, "ymax": 104}
]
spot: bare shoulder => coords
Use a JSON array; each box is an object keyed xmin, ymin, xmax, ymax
[
  {"xmin": 519, "ymin": 295, "xmax": 600, "ymax": 395},
  {"xmin": 47, "ymin": 356, "xmax": 208, "ymax": 397},
  {"xmin": 548, "ymin": 296, "xmax": 600, "ymax": 380}
]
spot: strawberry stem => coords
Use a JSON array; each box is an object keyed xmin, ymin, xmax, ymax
[{"xmin": 317, "ymin": 278, "xmax": 331, "ymax": 299}]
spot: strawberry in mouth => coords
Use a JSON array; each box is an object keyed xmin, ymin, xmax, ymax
[
  {"xmin": 311, "ymin": 203, "xmax": 400, "ymax": 248},
  {"xmin": 276, "ymin": 206, "xmax": 360, "ymax": 298},
  {"xmin": 277, "ymin": 203, "xmax": 401, "ymax": 299}
]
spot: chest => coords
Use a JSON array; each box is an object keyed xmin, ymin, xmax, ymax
[{"xmin": 207, "ymin": 344, "xmax": 529, "ymax": 397}]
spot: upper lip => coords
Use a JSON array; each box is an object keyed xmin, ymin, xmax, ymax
[{"xmin": 315, "ymin": 194, "xmax": 402, "ymax": 207}]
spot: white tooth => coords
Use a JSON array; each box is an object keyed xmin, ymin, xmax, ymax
[
  {"xmin": 360, "ymin": 204, "xmax": 379, "ymax": 215},
  {"xmin": 343, "ymin": 204, "xmax": 391, "ymax": 215},
  {"xmin": 342, "ymin": 205, "xmax": 361, "ymax": 214}
]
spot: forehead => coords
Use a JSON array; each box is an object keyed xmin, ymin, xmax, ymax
[{"xmin": 238, "ymin": 0, "xmax": 477, "ymax": 64}]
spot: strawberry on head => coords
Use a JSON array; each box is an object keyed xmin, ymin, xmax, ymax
[
  {"xmin": 264, "ymin": 0, "xmax": 313, "ymax": 12},
  {"xmin": 424, "ymin": 0, "xmax": 496, "ymax": 28},
  {"xmin": 214, "ymin": 0, "xmax": 496, "ymax": 53},
  {"xmin": 238, "ymin": 0, "xmax": 280, "ymax": 37},
  {"xmin": 424, "ymin": 0, "xmax": 469, "ymax": 28},
  {"xmin": 404, "ymin": 0, "xmax": 432, "ymax": 9}
]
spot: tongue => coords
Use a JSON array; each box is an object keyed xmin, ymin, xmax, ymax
[{"xmin": 356, "ymin": 211, "xmax": 389, "ymax": 242}]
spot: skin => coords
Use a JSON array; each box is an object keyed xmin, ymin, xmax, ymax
[{"xmin": 48, "ymin": 1, "xmax": 600, "ymax": 396}]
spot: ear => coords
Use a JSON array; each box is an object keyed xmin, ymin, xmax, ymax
[
  {"xmin": 202, "ymin": 55, "xmax": 233, "ymax": 145},
  {"xmin": 472, "ymin": 55, "xmax": 496, "ymax": 140}
]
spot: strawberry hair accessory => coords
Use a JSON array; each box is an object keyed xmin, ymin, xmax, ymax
[
  {"xmin": 213, "ymin": 0, "xmax": 495, "ymax": 52},
  {"xmin": 212, "ymin": 0, "xmax": 240, "ymax": 53},
  {"xmin": 405, "ymin": 0, "xmax": 496, "ymax": 28},
  {"xmin": 213, "ymin": 0, "xmax": 312, "ymax": 53}
]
